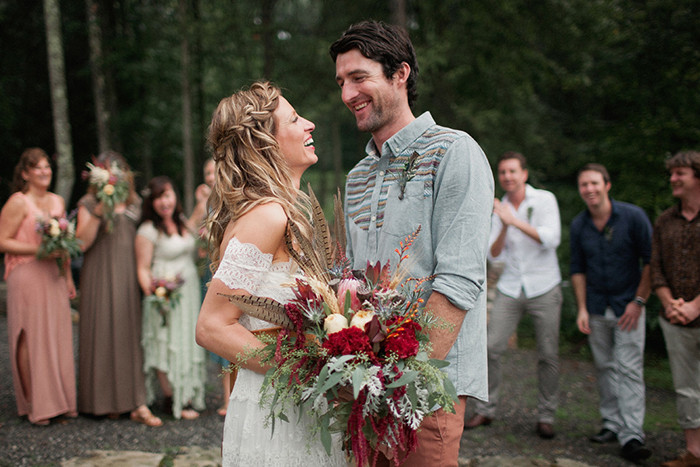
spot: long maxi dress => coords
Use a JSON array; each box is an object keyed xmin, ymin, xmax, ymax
[
  {"xmin": 77, "ymin": 195, "xmax": 147, "ymax": 415},
  {"xmin": 213, "ymin": 237, "xmax": 346, "ymax": 467},
  {"xmin": 137, "ymin": 221, "xmax": 206, "ymax": 419},
  {"xmin": 4, "ymin": 192, "xmax": 77, "ymax": 423}
]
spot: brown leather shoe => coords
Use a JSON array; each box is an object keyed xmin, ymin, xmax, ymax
[
  {"xmin": 661, "ymin": 451, "xmax": 700, "ymax": 467},
  {"xmin": 536, "ymin": 422, "xmax": 555, "ymax": 439},
  {"xmin": 464, "ymin": 413, "xmax": 493, "ymax": 430}
]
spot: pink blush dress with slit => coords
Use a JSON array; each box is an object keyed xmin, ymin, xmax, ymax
[{"xmin": 3, "ymin": 192, "xmax": 77, "ymax": 423}]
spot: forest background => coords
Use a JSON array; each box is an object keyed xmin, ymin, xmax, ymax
[{"xmin": 0, "ymin": 0, "xmax": 698, "ymax": 355}]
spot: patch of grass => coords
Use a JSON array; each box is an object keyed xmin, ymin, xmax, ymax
[{"xmin": 644, "ymin": 353, "xmax": 674, "ymax": 391}]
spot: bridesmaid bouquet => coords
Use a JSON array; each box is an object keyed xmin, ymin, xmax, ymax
[
  {"xmin": 145, "ymin": 275, "xmax": 185, "ymax": 326},
  {"xmin": 35, "ymin": 214, "xmax": 82, "ymax": 273},
  {"xmin": 221, "ymin": 190, "xmax": 457, "ymax": 467},
  {"xmin": 82, "ymin": 159, "xmax": 130, "ymax": 232}
]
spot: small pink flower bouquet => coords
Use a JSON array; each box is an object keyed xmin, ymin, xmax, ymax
[
  {"xmin": 82, "ymin": 159, "xmax": 130, "ymax": 231},
  {"xmin": 35, "ymin": 213, "xmax": 82, "ymax": 273},
  {"xmin": 145, "ymin": 275, "xmax": 185, "ymax": 326}
]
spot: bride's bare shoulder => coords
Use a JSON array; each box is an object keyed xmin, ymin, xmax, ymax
[{"xmin": 222, "ymin": 202, "xmax": 287, "ymax": 255}]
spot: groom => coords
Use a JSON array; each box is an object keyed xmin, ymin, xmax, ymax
[{"xmin": 331, "ymin": 20, "xmax": 494, "ymax": 466}]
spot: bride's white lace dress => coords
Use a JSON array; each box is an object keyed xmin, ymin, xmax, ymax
[{"xmin": 213, "ymin": 238, "xmax": 347, "ymax": 466}]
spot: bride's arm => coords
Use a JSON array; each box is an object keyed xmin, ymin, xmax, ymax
[{"xmin": 196, "ymin": 202, "xmax": 288, "ymax": 374}]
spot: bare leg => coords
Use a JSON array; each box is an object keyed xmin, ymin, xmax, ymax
[
  {"xmin": 218, "ymin": 369, "xmax": 232, "ymax": 416},
  {"xmin": 17, "ymin": 332, "xmax": 48, "ymax": 425},
  {"xmin": 157, "ymin": 370, "xmax": 173, "ymax": 397},
  {"xmin": 686, "ymin": 427, "xmax": 700, "ymax": 457},
  {"xmin": 16, "ymin": 331, "xmax": 31, "ymax": 401}
]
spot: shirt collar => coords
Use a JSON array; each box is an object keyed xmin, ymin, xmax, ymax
[
  {"xmin": 364, "ymin": 111, "xmax": 434, "ymax": 160},
  {"xmin": 582, "ymin": 198, "xmax": 618, "ymax": 223}
]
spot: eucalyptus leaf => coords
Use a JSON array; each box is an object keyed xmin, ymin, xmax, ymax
[
  {"xmin": 386, "ymin": 370, "xmax": 417, "ymax": 388},
  {"xmin": 352, "ymin": 367, "xmax": 365, "ymax": 399},
  {"xmin": 429, "ymin": 358, "xmax": 450, "ymax": 369}
]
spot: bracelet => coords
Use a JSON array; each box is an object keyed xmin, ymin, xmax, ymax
[{"xmin": 633, "ymin": 296, "xmax": 646, "ymax": 306}]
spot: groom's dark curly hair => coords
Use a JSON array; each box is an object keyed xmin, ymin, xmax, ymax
[{"xmin": 329, "ymin": 20, "xmax": 419, "ymax": 109}]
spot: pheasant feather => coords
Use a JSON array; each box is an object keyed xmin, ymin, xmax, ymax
[
  {"xmin": 219, "ymin": 293, "xmax": 295, "ymax": 330},
  {"xmin": 308, "ymin": 184, "xmax": 333, "ymax": 269}
]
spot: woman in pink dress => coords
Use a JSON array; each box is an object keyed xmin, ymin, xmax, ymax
[{"xmin": 0, "ymin": 148, "xmax": 77, "ymax": 425}]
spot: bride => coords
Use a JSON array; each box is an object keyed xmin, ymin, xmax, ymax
[{"xmin": 196, "ymin": 82, "xmax": 346, "ymax": 466}]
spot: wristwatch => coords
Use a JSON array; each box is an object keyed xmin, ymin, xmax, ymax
[{"xmin": 633, "ymin": 296, "xmax": 646, "ymax": 306}]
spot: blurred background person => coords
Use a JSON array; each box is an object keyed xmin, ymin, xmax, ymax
[
  {"xmin": 466, "ymin": 151, "xmax": 562, "ymax": 439},
  {"xmin": 136, "ymin": 176, "xmax": 206, "ymax": 420},
  {"xmin": 651, "ymin": 151, "xmax": 700, "ymax": 467},
  {"xmin": 192, "ymin": 157, "xmax": 231, "ymax": 417},
  {"xmin": 75, "ymin": 151, "xmax": 161, "ymax": 426},
  {"xmin": 0, "ymin": 148, "xmax": 77, "ymax": 425}
]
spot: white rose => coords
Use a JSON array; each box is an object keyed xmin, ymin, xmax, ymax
[
  {"xmin": 49, "ymin": 219, "xmax": 61, "ymax": 237},
  {"xmin": 350, "ymin": 310, "xmax": 375, "ymax": 331},
  {"xmin": 324, "ymin": 314, "xmax": 349, "ymax": 335},
  {"xmin": 92, "ymin": 167, "xmax": 110, "ymax": 184},
  {"xmin": 154, "ymin": 286, "xmax": 168, "ymax": 298}
]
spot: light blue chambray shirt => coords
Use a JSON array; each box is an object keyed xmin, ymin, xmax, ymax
[{"xmin": 344, "ymin": 112, "xmax": 493, "ymax": 401}]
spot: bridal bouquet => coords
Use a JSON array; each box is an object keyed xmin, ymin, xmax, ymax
[
  {"xmin": 35, "ymin": 213, "xmax": 82, "ymax": 273},
  {"xmin": 144, "ymin": 275, "xmax": 185, "ymax": 326},
  {"xmin": 82, "ymin": 159, "xmax": 130, "ymax": 232},
  {"xmin": 223, "ymin": 190, "xmax": 457, "ymax": 466}
]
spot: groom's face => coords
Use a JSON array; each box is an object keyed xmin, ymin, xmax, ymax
[{"xmin": 334, "ymin": 49, "xmax": 402, "ymax": 135}]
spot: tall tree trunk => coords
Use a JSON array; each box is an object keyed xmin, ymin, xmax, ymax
[
  {"xmin": 191, "ymin": 0, "xmax": 206, "ymax": 174},
  {"xmin": 86, "ymin": 0, "xmax": 111, "ymax": 153},
  {"xmin": 43, "ymin": 0, "xmax": 75, "ymax": 203},
  {"xmin": 261, "ymin": 0, "xmax": 276, "ymax": 80},
  {"xmin": 180, "ymin": 0, "xmax": 195, "ymax": 214},
  {"xmin": 390, "ymin": 0, "xmax": 407, "ymax": 29}
]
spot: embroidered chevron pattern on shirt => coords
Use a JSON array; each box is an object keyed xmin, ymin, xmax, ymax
[{"xmin": 346, "ymin": 127, "xmax": 459, "ymax": 231}]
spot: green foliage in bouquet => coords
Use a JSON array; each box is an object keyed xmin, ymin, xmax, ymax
[
  {"xmin": 221, "ymin": 188, "xmax": 458, "ymax": 467},
  {"xmin": 35, "ymin": 213, "xmax": 82, "ymax": 273}
]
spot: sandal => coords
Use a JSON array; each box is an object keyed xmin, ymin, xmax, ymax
[
  {"xmin": 181, "ymin": 408, "xmax": 200, "ymax": 420},
  {"xmin": 32, "ymin": 419, "xmax": 50, "ymax": 426},
  {"xmin": 130, "ymin": 407, "xmax": 163, "ymax": 427}
]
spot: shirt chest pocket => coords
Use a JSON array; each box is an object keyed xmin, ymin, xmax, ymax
[{"xmin": 382, "ymin": 180, "xmax": 427, "ymax": 239}]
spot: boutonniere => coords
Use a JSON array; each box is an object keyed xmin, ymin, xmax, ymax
[
  {"xmin": 527, "ymin": 206, "xmax": 533, "ymax": 223},
  {"xmin": 603, "ymin": 226, "xmax": 614, "ymax": 241},
  {"xmin": 397, "ymin": 151, "xmax": 420, "ymax": 200}
]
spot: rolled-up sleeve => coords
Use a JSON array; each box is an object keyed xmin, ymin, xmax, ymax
[
  {"xmin": 534, "ymin": 191, "xmax": 561, "ymax": 249},
  {"xmin": 431, "ymin": 136, "xmax": 494, "ymax": 312}
]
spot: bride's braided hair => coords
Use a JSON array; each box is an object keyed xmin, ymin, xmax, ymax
[{"xmin": 206, "ymin": 81, "xmax": 312, "ymax": 270}]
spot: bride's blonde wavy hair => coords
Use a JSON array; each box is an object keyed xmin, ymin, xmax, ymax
[{"xmin": 206, "ymin": 81, "xmax": 312, "ymax": 270}]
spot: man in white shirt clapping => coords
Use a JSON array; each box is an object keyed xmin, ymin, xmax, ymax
[{"xmin": 465, "ymin": 151, "xmax": 563, "ymax": 439}]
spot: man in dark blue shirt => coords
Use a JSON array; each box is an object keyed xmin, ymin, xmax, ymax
[{"xmin": 570, "ymin": 163, "xmax": 653, "ymax": 463}]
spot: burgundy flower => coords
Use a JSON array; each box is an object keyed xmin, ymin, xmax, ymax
[
  {"xmin": 384, "ymin": 318, "xmax": 421, "ymax": 359},
  {"xmin": 322, "ymin": 326, "xmax": 373, "ymax": 357}
]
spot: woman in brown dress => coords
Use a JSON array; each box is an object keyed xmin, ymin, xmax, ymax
[
  {"xmin": 0, "ymin": 148, "xmax": 77, "ymax": 425},
  {"xmin": 75, "ymin": 150, "xmax": 161, "ymax": 426}
]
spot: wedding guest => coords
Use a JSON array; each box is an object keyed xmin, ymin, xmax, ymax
[
  {"xmin": 651, "ymin": 151, "xmax": 700, "ymax": 467},
  {"xmin": 466, "ymin": 151, "xmax": 562, "ymax": 439},
  {"xmin": 192, "ymin": 158, "xmax": 231, "ymax": 417},
  {"xmin": 570, "ymin": 163, "xmax": 652, "ymax": 462},
  {"xmin": 331, "ymin": 21, "xmax": 494, "ymax": 466},
  {"xmin": 75, "ymin": 150, "xmax": 161, "ymax": 426},
  {"xmin": 196, "ymin": 81, "xmax": 346, "ymax": 466},
  {"xmin": 0, "ymin": 148, "xmax": 77, "ymax": 425},
  {"xmin": 136, "ymin": 176, "xmax": 206, "ymax": 420}
]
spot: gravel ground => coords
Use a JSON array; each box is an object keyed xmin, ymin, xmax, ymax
[{"xmin": 0, "ymin": 310, "xmax": 686, "ymax": 466}]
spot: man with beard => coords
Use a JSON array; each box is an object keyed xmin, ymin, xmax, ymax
[{"xmin": 330, "ymin": 20, "xmax": 494, "ymax": 466}]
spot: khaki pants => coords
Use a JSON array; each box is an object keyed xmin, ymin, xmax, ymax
[{"xmin": 374, "ymin": 396, "xmax": 467, "ymax": 467}]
